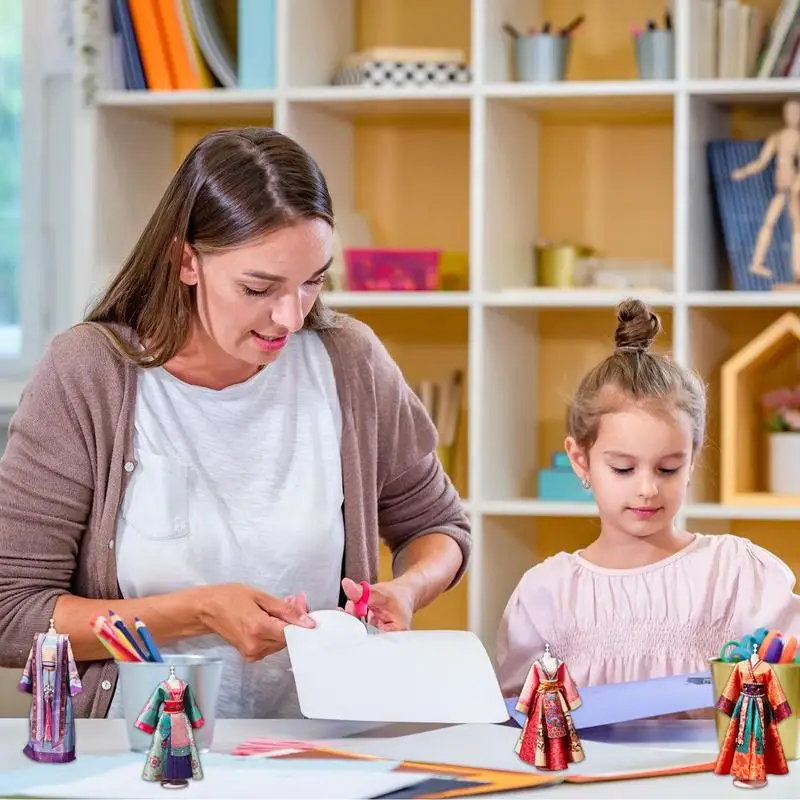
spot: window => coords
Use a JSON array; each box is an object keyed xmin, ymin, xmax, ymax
[{"xmin": 0, "ymin": 0, "xmax": 22, "ymax": 359}]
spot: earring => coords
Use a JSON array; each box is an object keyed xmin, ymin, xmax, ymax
[{"xmin": 581, "ymin": 477, "xmax": 591, "ymax": 490}]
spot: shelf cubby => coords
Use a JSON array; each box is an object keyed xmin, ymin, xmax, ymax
[
  {"xmin": 689, "ymin": 306, "xmax": 800, "ymax": 507},
  {"xmin": 482, "ymin": 96, "xmax": 674, "ymax": 295},
  {"xmin": 483, "ymin": 0, "xmax": 673, "ymax": 85},
  {"xmin": 285, "ymin": 0, "xmax": 472, "ymax": 89}
]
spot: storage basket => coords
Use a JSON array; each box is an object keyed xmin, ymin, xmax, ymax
[{"xmin": 344, "ymin": 248, "xmax": 439, "ymax": 291}]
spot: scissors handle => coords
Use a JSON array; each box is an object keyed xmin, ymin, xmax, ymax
[{"xmin": 353, "ymin": 580, "xmax": 370, "ymax": 620}]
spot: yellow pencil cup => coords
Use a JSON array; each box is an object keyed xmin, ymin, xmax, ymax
[
  {"xmin": 709, "ymin": 658, "xmax": 800, "ymax": 760},
  {"xmin": 533, "ymin": 244, "xmax": 592, "ymax": 287}
]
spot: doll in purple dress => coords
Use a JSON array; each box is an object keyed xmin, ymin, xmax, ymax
[
  {"xmin": 135, "ymin": 666, "xmax": 204, "ymax": 788},
  {"xmin": 18, "ymin": 619, "xmax": 83, "ymax": 763}
]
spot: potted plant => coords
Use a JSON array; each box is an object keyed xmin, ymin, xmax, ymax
[{"xmin": 761, "ymin": 385, "xmax": 800, "ymax": 495}]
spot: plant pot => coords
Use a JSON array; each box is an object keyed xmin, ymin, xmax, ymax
[{"xmin": 768, "ymin": 432, "xmax": 800, "ymax": 494}]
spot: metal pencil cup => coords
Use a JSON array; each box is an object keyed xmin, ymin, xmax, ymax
[
  {"xmin": 116, "ymin": 654, "xmax": 224, "ymax": 753},
  {"xmin": 635, "ymin": 30, "xmax": 674, "ymax": 80},
  {"xmin": 514, "ymin": 34, "xmax": 571, "ymax": 82},
  {"xmin": 709, "ymin": 658, "xmax": 800, "ymax": 761}
]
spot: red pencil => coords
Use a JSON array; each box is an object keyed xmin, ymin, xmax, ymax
[{"xmin": 91, "ymin": 616, "xmax": 140, "ymax": 662}]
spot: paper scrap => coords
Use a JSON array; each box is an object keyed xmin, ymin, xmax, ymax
[{"xmin": 0, "ymin": 753, "xmax": 430, "ymax": 799}]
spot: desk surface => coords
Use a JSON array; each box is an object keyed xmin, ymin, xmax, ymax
[{"xmin": 0, "ymin": 718, "xmax": 797, "ymax": 798}]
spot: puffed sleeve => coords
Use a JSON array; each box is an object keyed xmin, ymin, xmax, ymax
[
  {"xmin": 496, "ymin": 567, "xmax": 548, "ymax": 697},
  {"xmin": 731, "ymin": 539, "xmax": 800, "ymax": 638}
]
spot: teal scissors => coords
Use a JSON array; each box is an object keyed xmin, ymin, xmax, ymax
[
  {"xmin": 719, "ymin": 628, "xmax": 768, "ymax": 662},
  {"xmin": 352, "ymin": 581, "xmax": 380, "ymax": 635}
]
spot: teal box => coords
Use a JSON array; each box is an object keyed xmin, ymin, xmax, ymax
[
  {"xmin": 538, "ymin": 468, "xmax": 594, "ymax": 502},
  {"xmin": 552, "ymin": 451, "xmax": 571, "ymax": 469}
]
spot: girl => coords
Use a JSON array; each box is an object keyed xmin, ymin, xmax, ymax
[{"xmin": 496, "ymin": 298, "xmax": 800, "ymax": 696}]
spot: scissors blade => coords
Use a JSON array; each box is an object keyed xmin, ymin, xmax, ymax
[{"xmin": 361, "ymin": 617, "xmax": 379, "ymax": 635}]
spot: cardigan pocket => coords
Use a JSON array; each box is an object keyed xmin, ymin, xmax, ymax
[{"xmin": 119, "ymin": 452, "xmax": 189, "ymax": 540}]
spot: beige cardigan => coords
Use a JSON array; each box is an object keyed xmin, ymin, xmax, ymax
[{"xmin": 0, "ymin": 316, "xmax": 471, "ymax": 716}]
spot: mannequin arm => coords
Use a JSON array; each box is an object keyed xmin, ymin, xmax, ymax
[{"xmin": 732, "ymin": 135, "xmax": 777, "ymax": 180}]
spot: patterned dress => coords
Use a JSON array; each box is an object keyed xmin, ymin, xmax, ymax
[
  {"xmin": 514, "ymin": 658, "xmax": 585, "ymax": 770},
  {"xmin": 18, "ymin": 631, "xmax": 83, "ymax": 763},
  {"xmin": 134, "ymin": 677, "xmax": 205, "ymax": 783},
  {"xmin": 713, "ymin": 657, "xmax": 791, "ymax": 784}
]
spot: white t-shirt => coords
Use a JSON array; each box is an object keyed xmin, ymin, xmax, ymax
[{"xmin": 107, "ymin": 330, "xmax": 344, "ymax": 719}]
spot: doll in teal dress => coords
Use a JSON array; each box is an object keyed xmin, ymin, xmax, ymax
[
  {"xmin": 18, "ymin": 620, "xmax": 83, "ymax": 763},
  {"xmin": 134, "ymin": 667, "xmax": 204, "ymax": 787}
]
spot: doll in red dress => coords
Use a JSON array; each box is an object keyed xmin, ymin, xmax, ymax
[
  {"xmin": 514, "ymin": 644, "xmax": 585, "ymax": 770},
  {"xmin": 714, "ymin": 644, "xmax": 791, "ymax": 790}
]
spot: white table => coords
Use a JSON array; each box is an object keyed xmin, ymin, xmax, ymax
[{"xmin": 0, "ymin": 718, "xmax": 798, "ymax": 798}]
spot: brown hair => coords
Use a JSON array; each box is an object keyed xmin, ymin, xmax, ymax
[
  {"xmin": 567, "ymin": 298, "xmax": 707, "ymax": 453},
  {"xmin": 84, "ymin": 126, "xmax": 340, "ymax": 367}
]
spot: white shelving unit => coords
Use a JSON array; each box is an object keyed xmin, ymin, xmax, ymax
[{"xmin": 68, "ymin": 0, "xmax": 800, "ymax": 656}]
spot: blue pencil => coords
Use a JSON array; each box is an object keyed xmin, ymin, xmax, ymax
[
  {"xmin": 133, "ymin": 617, "xmax": 163, "ymax": 663},
  {"xmin": 108, "ymin": 610, "xmax": 149, "ymax": 661}
]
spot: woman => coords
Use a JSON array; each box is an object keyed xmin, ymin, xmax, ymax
[{"xmin": 0, "ymin": 127, "xmax": 471, "ymax": 719}]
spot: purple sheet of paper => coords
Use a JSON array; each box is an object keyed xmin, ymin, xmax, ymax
[{"xmin": 505, "ymin": 671, "xmax": 715, "ymax": 730}]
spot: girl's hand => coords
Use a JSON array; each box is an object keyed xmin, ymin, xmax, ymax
[{"xmin": 341, "ymin": 577, "xmax": 415, "ymax": 632}]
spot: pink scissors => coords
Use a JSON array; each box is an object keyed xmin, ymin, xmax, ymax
[{"xmin": 353, "ymin": 581, "xmax": 379, "ymax": 635}]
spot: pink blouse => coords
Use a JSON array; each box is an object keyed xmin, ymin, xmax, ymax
[{"xmin": 496, "ymin": 533, "xmax": 800, "ymax": 696}]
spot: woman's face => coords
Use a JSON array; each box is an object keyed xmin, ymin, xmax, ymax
[{"xmin": 180, "ymin": 219, "xmax": 333, "ymax": 367}]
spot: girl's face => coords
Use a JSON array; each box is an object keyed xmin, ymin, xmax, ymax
[
  {"xmin": 179, "ymin": 218, "xmax": 333, "ymax": 368},
  {"xmin": 566, "ymin": 401, "xmax": 694, "ymax": 540}
]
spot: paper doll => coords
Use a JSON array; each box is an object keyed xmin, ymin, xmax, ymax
[
  {"xmin": 514, "ymin": 643, "xmax": 585, "ymax": 770},
  {"xmin": 134, "ymin": 666, "xmax": 204, "ymax": 787},
  {"xmin": 714, "ymin": 644, "xmax": 791, "ymax": 789},
  {"xmin": 18, "ymin": 619, "xmax": 82, "ymax": 763}
]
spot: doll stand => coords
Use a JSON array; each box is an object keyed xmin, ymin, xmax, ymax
[{"xmin": 733, "ymin": 778, "xmax": 767, "ymax": 789}]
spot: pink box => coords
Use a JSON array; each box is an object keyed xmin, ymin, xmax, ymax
[{"xmin": 344, "ymin": 248, "xmax": 439, "ymax": 291}]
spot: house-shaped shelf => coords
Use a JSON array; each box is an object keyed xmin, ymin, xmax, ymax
[{"xmin": 721, "ymin": 311, "xmax": 800, "ymax": 506}]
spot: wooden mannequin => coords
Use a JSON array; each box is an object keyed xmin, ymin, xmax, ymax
[
  {"xmin": 731, "ymin": 99, "xmax": 800, "ymax": 283},
  {"xmin": 750, "ymin": 642, "xmax": 760, "ymax": 666},
  {"xmin": 542, "ymin": 643, "xmax": 558, "ymax": 675}
]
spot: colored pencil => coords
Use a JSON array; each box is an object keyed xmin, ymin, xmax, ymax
[
  {"xmin": 134, "ymin": 617, "xmax": 163, "ymax": 662},
  {"xmin": 108, "ymin": 610, "xmax": 149, "ymax": 661},
  {"xmin": 95, "ymin": 615, "xmax": 143, "ymax": 661},
  {"xmin": 91, "ymin": 616, "xmax": 139, "ymax": 662}
]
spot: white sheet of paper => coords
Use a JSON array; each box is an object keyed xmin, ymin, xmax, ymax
[
  {"xmin": 285, "ymin": 610, "xmax": 509, "ymax": 724},
  {"xmin": 13, "ymin": 763, "xmax": 432, "ymax": 799}
]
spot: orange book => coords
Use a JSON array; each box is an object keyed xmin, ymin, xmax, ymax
[
  {"xmin": 155, "ymin": 0, "xmax": 203, "ymax": 90},
  {"xmin": 127, "ymin": 0, "xmax": 173, "ymax": 90}
]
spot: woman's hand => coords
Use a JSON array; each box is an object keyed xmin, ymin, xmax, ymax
[
  {"xmin": 341, "ymin": 577, "xmax": 416, "ymax": 632},
  {"xmin": 283, "ymin": 591, "xmax": 310, "ymax": 614},
  {"xmin": 199, "ymin": 583, "xmax": 315, "ymax": 662}
]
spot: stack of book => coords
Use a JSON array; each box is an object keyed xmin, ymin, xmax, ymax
[
  {"xmin": 108, "ymin": 0, "xmax": 275, "ymax": 91},
  {"xmin": 691, "ymin": 0, "xmax": 800, "ymax": 79}
]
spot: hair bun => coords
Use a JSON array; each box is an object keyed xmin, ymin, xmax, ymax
[{"xmin": 614, "ymin": 298, "xmax": 661, "ymax": 353}]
